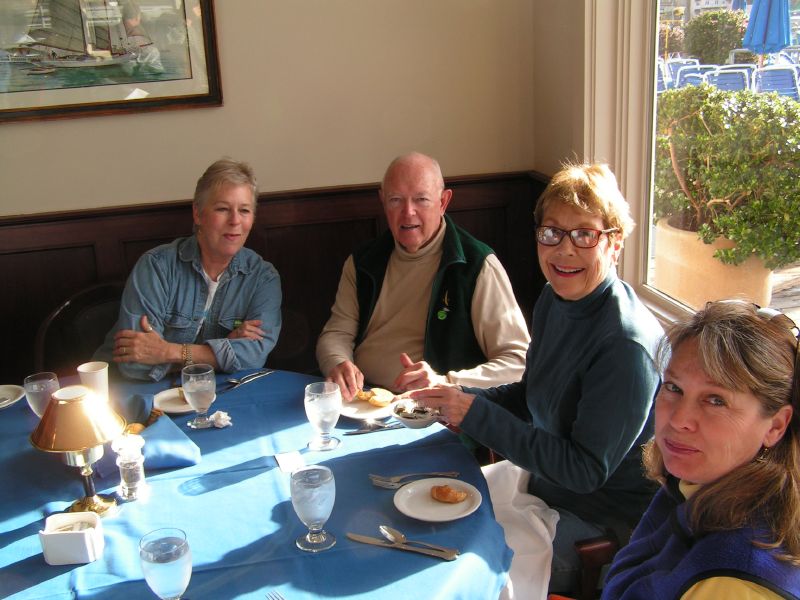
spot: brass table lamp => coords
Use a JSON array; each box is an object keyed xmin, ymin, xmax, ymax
[{"xmin": 31, "ymin": 385, "xmax": 126, "ymax": 517}]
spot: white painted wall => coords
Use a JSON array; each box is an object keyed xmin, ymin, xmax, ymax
[{"xmin": 0, "ymin": 0, "xmax": 588, "ymax": 217}]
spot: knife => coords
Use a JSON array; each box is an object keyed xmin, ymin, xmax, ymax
[
  {"xmin": 346, "ymin": 533, "xmax": 458, "ymax": 560},
  {"xmin": 343, "ymin": 423, "xmax": 404, "ymax": 436},
  {"xmin": 218, "ymin": 370, "xmax": 274, "ymax": 394}
]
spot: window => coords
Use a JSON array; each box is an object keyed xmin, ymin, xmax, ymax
[{"xmin": 587, "ymin": 0, "xmax": 800, "ymax": 325}]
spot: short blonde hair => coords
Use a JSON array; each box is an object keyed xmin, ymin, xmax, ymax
[{"xmin": 534, "ymin": 162, "xmax": 635, "ymax": 239}]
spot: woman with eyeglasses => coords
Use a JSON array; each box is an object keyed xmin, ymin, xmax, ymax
[
  {"xmin": 412, "ymin": 163, "xmax": 663, "ymax": 596},
  {"xmin": 602, "ymin": 300, "xmax": 800, "ymax": 599}
]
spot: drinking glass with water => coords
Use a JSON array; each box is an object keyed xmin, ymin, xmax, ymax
[
  {"xmin": 23, "ymin": 372, "xmax": 59, "ymax": 418},
  {"xmin": 303, "ymin": 381, "xmax": 342, "ymax": 451},
  {"xmin": 181, "ymin": 364, "xmax": 216, "ymax": 429},
  {"xmin": 291, "ymin": 465, "xmax": 336, "ymax": 552},
  {"xmin": 139, "ymin": 528, "xmax": 192, "ymax": 599}
]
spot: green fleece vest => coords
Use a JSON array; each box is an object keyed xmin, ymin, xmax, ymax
[{"xmin": 353, "ymin": 215, "xmax": 491, "ymax": 374}]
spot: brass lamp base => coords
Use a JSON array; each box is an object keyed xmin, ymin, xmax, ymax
[{"xmin": 68, "ymin": 493, "xmax": 118, "ymax": 518}]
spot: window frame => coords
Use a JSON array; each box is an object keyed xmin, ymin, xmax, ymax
[{"xmin": 584, "ymin": 0, "xmax": 692, "ymax": 326}]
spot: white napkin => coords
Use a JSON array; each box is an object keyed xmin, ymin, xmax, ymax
[
  {"xmin": 210, "ymin": 411, "xmax": 232, "ymax": 428},
  {"xmin": 482, "ymin": 460, "xmax": 560, "ymax": 600}
]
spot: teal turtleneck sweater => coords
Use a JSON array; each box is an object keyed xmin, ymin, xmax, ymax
[{"xmin": 462, "ymin": 272, "xmax": 663, "ymax": 528}]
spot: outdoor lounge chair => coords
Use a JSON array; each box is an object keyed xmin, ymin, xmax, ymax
[
  {"xmin": 753, "ymin": 65, "xmax": 800, "ymax": 101},
  {"xmin": 705, "ymin": 69, "xmax": 751, "ymax": 91}
]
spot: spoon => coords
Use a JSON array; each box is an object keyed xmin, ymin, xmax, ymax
[
  {"xmin": 378, "ymin": 525, "xmax": 460, "ymax": 555},
  {"xmin": 226, "ymin": 370, "xmax": 270, "ymax": 385},
  {"xmin": 219, "ymin": 370, "xmax": 274, "ymax": 394}
]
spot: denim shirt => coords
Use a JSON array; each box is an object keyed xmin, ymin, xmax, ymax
[{"xmin": 96, "ymin": 236, "xmax": 282, "ymax": 381}]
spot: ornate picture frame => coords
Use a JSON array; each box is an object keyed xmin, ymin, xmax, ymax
[{"xmin": 0, "ymin": 0, "xmax": 221, "ymax": 123}]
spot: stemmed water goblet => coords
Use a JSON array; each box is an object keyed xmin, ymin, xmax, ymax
[
  {"xmin": 304, "ymin": 381, "xmax": 342, "ymax": 450},
  {"xmin": 290, "ymin": 464, "xmax": 336, "ymax": 552},
  {"xmin": 181, "ymin": 364, "xmax": 216, "ymax": 429},
  {"xmin": 23, "ymin": 372, "xmax": 60, "ymax": 418},
  {"xmin": 139, "ymin": 528, "xmax": 192, "ymax": 599}
]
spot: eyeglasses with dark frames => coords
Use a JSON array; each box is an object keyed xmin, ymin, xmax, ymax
[{"xmin": 535, "ymin": 226, "xmax": 619, "ymax": 249}]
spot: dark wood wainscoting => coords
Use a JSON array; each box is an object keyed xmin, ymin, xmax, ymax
[{"xmin": 0, "ymin": 172, "xmax": 548, "ymax": 384}]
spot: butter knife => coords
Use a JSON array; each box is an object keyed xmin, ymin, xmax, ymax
[{"xmin": 346, "ymin": 533, "xmax": 458, "ymax": 560}]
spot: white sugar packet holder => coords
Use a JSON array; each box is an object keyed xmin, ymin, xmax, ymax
[{"xmin": 39, "ymin": 511, "xmax": 104, "ymax": 565}]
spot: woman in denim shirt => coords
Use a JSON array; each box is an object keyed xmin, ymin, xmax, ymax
[{"xmin": 96, "ymin": 158, "xmax": 282, "ymax": 381}]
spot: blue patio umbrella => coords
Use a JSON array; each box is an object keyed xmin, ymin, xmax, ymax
[
  {"xmin": 742, "ymin": 0, "xmax": 791, "ymax": 55},
  {"xmin": 731, "ymin": 0, "xmax": 747, "ymax": 11}
]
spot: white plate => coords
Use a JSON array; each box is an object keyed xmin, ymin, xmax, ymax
[
  {"xmin": 340, "ymin": 400, "xmax": 398, "ymax": 421},
  {"xmin": 0, "ymin": 385, "xmax": 25, "ymax": 410},
  {"xmin": 153, "ymin": 387, "xmax": 215, "ymax": 415},
  {"xmin": 393, "ymin": 477, "xmax": 482, "ymax": 522},
  {"xmin": 340, "ymin": 391, "xmax": 400, "ymax": 421}
]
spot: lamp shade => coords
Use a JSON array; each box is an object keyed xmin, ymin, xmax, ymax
[{"xmin": 31, "ymin": 385, "xmax": 125, "ymax": 453}]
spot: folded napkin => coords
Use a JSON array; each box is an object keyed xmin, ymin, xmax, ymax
[{"xmin": 94, "ymin": 394, "xmax": 201, "ymax": 479}]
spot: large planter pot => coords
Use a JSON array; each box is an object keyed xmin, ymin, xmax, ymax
[{"xmin": 652, "ymin": 218, "xmax": 772, "ymax": 308}]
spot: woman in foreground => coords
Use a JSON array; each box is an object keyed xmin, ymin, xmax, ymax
[{"xmin": 602, "ymin": 300, "xmax": 800, "ymax": 599}]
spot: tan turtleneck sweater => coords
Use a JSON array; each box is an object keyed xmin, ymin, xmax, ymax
[{"xmin": 316, "ymin": 221, "xmax": 530, "ymax": 390}]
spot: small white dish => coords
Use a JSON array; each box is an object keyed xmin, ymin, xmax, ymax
[
  {"xmin": 39, "ymin": 511, "xmax": 104, "ymax": 565},
  {"xmin": 0, "ymin": 385, "xmax": 25, "ymax": 410},
  {"xmin": 393, "ymin": 401, "xmax": 438, "ymax": 429},
  {"xmin": 393, "ymin": 477, "xmax": 482, "ymax": 522},
  {"xmin": 153, "ymin": 387, "xmax": 207, "ymax": 414}
]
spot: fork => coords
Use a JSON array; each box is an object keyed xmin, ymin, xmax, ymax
[
  {"xmin": 265, "ymin": 591, "xmax": 285, "ymax": 600},
  {"xmin": 371, "ymin": 478, "xmax": 411, "ymax": 489},
  {"xmin": 368, "ymin": 471, "xmax": 459, "ymax": 484}
]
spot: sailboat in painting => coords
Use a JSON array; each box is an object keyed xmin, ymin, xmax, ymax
[{"xmin": 23, "ymin": 0, "xmax": 162, "ymax": 71}]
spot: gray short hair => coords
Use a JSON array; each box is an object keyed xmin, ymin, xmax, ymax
[{"xmin": 193, "ymin": 158, "xmax": 257, "ymax": 213}]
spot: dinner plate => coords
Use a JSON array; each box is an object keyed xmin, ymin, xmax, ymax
[
  {"xmin": 0, "ymin": 385, "xmax": 25, "ymax": 410},
  {"xmin": 393, "ymin": 477, "xmax": 482, "ymax": 522},
  {"xmin": 153, "ymin": 387, "xmax": 214, "ymax": 415}
]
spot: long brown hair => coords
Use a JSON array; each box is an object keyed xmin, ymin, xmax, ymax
[{"xmin": 644, "ymin": 300, "xmax": 800, "ymax": 563}]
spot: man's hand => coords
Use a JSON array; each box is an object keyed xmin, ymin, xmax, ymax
[
  {"xmin": 113, "ymin": 315, "xmax": 170, "ymax": 365},
  {"xmin": 410, "ymin": 384, "xmax": 475, "ymax": 427},
  {"xmin": 227, "ymin": 319, "xmax": 265, "ymax": 340},
  {"xmin": 326, "ymin": 360, "xmax": 364, "ymax": 402},
  {"xmin": 393, "ymin": 352, "xmax": 445, "ymax": 392}
]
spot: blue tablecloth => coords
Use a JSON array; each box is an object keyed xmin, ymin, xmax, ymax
[{"xmin": 0, "ymin": 370, "xmax": 512, "ymax": 599}]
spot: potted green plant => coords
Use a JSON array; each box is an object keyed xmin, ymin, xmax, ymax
[{"xmin": 653, "ymin": 84, "xmax": 800, "ymax": 307}]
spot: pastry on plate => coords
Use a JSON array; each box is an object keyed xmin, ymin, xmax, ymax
[
  {"xmin": 355, "ymin": 387, "xmax": 395, "ymax": 407},
  {"xmin": 431, "ymin": 484, "xmax": 467, "ymax": 504}
]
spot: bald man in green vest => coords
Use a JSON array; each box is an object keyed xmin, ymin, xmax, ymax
[{"xmin": 317, "ymin": 152, "xmax": 530, "ymax": 401}]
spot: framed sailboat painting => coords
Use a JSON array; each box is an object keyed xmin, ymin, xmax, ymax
[{"xmin": 0, "ymin": 0, "xmax": 222, "ymax": 122}]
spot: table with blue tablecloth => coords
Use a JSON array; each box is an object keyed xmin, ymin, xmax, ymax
[{"xmin": 0, "ymin": 370, "xmax": 512, "ymax": 599}]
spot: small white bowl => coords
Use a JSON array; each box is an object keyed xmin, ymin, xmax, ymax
[{"xmin": 393, "ymin": 401, "xmax": 438, "ymax": 429}]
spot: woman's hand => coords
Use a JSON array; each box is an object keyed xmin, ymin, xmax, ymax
[
  {"xmin": 410, "ymin": 384, "xmax": 476, "ymax": 427},
  {"xmin": 227, "ymin": 319, "xmax": 265, "ymax": 340},
  {"xmin": 113, "ymin": 315, "xmax": 172, "ymax": 365}
]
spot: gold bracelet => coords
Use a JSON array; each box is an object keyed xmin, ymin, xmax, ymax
[{"xmin": 182, "ymin": 344, "xmax": 194, "ymax": 366}]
